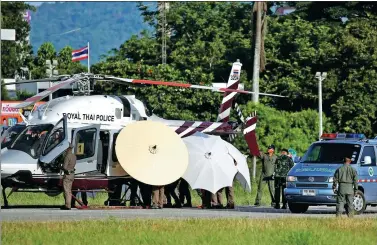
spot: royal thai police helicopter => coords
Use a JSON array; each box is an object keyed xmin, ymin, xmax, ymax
[{"xmin": 0, "ymin": 60, "xmax": 284, "ymax": 207}]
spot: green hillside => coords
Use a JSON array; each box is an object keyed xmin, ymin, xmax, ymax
[{"xmin": 30, "ymin": 2, "xmax": 151, "ymax": 64}]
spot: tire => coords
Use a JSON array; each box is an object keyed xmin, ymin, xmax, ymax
[
  {"xmin": 353, "ymin": 190, "xmax": 366, "ymax": 215},
  {"xmin": 288, "ymin": 203, "xmax": 309, "ymax": 213}
]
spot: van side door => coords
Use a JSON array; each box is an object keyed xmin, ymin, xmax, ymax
[{"xmin": 358, "ymin": 145, "xmax": 377, "ymax": 202}]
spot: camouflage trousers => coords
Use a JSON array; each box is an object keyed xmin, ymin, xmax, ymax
[
  {"xmin": 274, "ymin": 177, "xmax": 287, "ymax": 207},
  {"xmin": 336, "ymin": 193, "xmax": 354, "ymax": 217}
]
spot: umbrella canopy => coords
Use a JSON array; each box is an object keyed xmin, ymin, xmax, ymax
[
  {"xmin": 224, "ymin": 142, "xmax": 251, "ymax": 192},
  {"xmin": 182, "ymin": 132, "xmax": 237, "ymax": 194},
  {"xmin": 115, "ymin": 121, "xmax": 189, "ymax": 186}
]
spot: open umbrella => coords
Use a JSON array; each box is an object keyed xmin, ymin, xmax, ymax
[
  {"xmin": 115, "ymin": 121, "xmax": 189, "ymax": 186},
  {"xmin": 224, "ymin": 142, "xmax": 251, "ymax": 192},
  {"xmin": 182, "ymin": 132, "xmax": 237, "ymax": 194}
]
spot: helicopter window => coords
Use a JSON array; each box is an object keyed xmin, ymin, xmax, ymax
[
  {"xmin": 9, "ymin": 124, "xmax": 54, "ymax": 159},
  {"xmin": 112, "ymin": 133, "xmax": 119, "ymax": 162},
  {"xmin": 118, "ymin": 96, "xmax": 131, "ymax": 117},
  {"xmin": 1, "ymin": 124, "xmax": 27, "ymax": 149},
  {"xmin": 74, "ymin": 128, "xmax": 97, "ymax": 160},
  {"xmin": 115, "ymin": 108, "xmax": 122, "ymax": 119},
  {"xmin": 142, "ymin": 101, "xmax": 151, "ymax": 117},
  {"xmin": 43, "ymin": 128, "xmax": 65, "ymax": 156}
]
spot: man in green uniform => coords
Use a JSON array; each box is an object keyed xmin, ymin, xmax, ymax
[
  {"xmin": 274, "ymin": 148, "xmax": 294, "ymax": 209},
  {"xmin": 333, "ymin": 155, "xmax": 358, "ymax": 217},
  {"xmin": 61, "ymin": 143, "xmax": 76, "ymax": 210},
  {"xmin": 254, "ymin": 145, "xmax": 277, "ymax": 207}
]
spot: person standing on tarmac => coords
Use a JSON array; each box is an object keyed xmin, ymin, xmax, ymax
[
  {"xmin": 333, "ymin": 155, "xmax": 358, "ymax": 218},
  {"xmin": 71, "ymin": 191, "xmax": 88, "ymax": 208},
  {"xmin": 274, "ymin": 148, "xmax": 294, "ymax": 209},
  {"xmin": 179, "ymin": 178, "xmax": 192, "ymax": 207},
  {"xmin": 152, "ymin": 185, "xmax": 165, "ymax": 209},
  {"xmin": 254, "ymin": 145, "xmax": 277, "ymax": 207},
  {"xmin": 61, "ymin": 143, "xmax": 76, "ymax": 210},
  {"xmin": 164, "ymin": 179, "xmax": 181, "ymax": 208}
]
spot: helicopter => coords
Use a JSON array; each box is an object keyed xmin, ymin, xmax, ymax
[{"xmin": 0, "ymin": 60, "xmax": 285, "ymax": 207}]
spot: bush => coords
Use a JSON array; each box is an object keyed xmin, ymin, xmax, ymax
[{"xmin": 233, "ymin": 102, "xmax": 335, "ymax": 156}]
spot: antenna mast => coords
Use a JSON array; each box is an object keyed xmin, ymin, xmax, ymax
[{"xmin": 158, "ymin": 2, "xmax": 169, "ymax": 65}]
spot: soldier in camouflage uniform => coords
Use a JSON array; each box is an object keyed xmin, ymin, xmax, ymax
[
  {"xmin": 254, "ymin": 145, "xmax": 277, "ymax": 207},
  {"xmin": 274, "ymin": 148, "xmax": 294, "ymax": 209},
  {"xmin": 333, "ymin": 155, "xmax": 358, "ymax": 217}
]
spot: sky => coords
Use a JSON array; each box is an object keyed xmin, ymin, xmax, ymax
[{"xmin": 27, "ymin": 2, "xmax": 44, "ymax": 6}]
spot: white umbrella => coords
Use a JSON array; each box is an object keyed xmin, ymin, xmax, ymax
[
  {"xmin": 182, "ymin": 132, "xmax": 238, "ymax": 194},
  {"xmin": 224, "ymin": 142, "xmax": 251, "ymax": 192}
]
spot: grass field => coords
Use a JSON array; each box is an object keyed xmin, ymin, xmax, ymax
[
  {"xmin": 0, "ymin": 180, "xmax": 268, "ymax": 207},
  {"xmin": 0, "ymin": 170, "xmax": 273, "ymax": 207},
  {"xmin": 3, "ymin": 217, "xmax": 377, "ymax": 245}
]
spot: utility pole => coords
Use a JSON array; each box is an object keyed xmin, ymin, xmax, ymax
[
  {"xmin": 252, "ymin": 110, "xmax": 257, "ymax": 179},
  {"xmin": 315, "ymin": 72, "xmax": 327, "ymax": 140},
  {"xmin": 158, "ymin": 2, "xmax": 169, "ymax": 65},
  {"xmin": 252, "ymin": 2, "xmax": 262, "ymax": 103},
  {"xmin": 46, "ymin": 59, "xmax": 59, "ymax": 101}
]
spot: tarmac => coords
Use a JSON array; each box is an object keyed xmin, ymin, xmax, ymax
[{"xmin": 1, "ymin": 205, "xmax": 377, "ymax": 222}]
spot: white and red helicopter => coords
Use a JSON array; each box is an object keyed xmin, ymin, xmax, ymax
[{"xmin": 0, "ymin": 60, "xmax": 284, "ymax": 207}]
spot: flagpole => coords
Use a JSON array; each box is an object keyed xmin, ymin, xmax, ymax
[{"xmin": 87, "ymin": 42, "xmax": 90, "ymax": 73}]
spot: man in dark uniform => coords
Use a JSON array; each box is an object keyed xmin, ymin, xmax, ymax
[
  {"xmin": 333, "ymin": 155, "xmax": 358, "ymax": 217},
  {"xmin": 179, "ymin": 178, "xmax": 192, "ymax": 207},
  {"xmin": 254, "ymin": 145, "xmax": 277, "ymax": 207},
  {"xmin": 164, "ymin": 179, "xmax": 181, "ymax": 208},
  {"xmin": 61, "ymin": 143, "xmax": 76, "ymax": 210},
  {"xmin": 274, "ymin": 148, "xmax": 294, "ymax": 209}
]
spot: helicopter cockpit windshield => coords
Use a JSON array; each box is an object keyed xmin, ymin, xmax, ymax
[
  {"xmin": 9, "ymin": 124, "xmax": 54, "ymax": 159},
  {"xmin": 1, "ymin": 124, "xmax": 27, "ymax": 149},
  {"xmin": 143, "ymin": 101, "xmax": 151, "ymax": 117}
]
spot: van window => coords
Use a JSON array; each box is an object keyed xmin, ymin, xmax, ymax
[
  {"xmin": 112, "ymin": 133, "xmax": 119, "ymax": 162},
  {"xmin": 301, "ymin": 143, "xmax": 361, "ymax": 164},
  {"xmin": 360, "ymin": 146, "xmax": 376, "ymax": 166}
]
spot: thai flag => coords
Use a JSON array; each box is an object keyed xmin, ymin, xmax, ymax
[{"xmin": 72, "ymin": 46, "xmax": 88, "ymax": 62}]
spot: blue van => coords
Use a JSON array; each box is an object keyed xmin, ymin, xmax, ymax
[{"xmin": 285, "ymin": 133, "xmax": 377, "ymax": 214}]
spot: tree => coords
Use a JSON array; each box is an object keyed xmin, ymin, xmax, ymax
[
  {"xmin": 58, "ymin": 46, "xmax": 86, "ymax": 74},
  {"xmin": 1, "ymin": 2, "xmax": 35, "ymax": 78},
  {"xmin": 30, "ymin": 42, "xmax": 86, "ymax": 79},
  {"xmin": 258, "ymin": 2, "xmax": 377, "ymax": 136}
]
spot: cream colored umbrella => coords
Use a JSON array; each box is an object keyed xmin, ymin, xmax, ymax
[{"xmin": 115, "ymin": 121, "xmax": 189, "ymax": 186}]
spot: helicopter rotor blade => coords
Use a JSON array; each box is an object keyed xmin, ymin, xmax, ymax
[
  {"xmin": 105, "ymin": 76, "xmax": 286, "ymax": 98},
  {"xmin": 4, "ymin": 76, "xmax": 70, "ymax": 85},
  {"xmin": 12, "ymin": 75, "xmax": 83, "ymax": 109}
]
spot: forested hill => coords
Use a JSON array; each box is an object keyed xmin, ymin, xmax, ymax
[{"xmin": 30, "ymin": 2, "xmax": 149, "ymax": 63}]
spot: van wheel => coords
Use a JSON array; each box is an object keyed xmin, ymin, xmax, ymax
[
  {"xmin": 288, "ymin": 203, "xmax": 309, "ymax": 213},
  {"xmin": 353, "ymin": 190, "xmax": 366, "ymax": 215}
]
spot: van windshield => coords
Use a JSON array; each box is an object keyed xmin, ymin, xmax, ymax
[
  {"xmin": 9, "ymin": 124, "xmax": 54, "ymax": 158},
  {"xmin": 301, "ymin": 143, "xmax": 361, "ymax": 164}
]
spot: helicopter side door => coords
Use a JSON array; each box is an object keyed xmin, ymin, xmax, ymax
[
  {"xmin": 72, "ymin": 124, "xmax": 100, "ymax": 174},
  {"xmin": 39, "ymin": 116, "xmax": 69, "ymax": 164}
]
